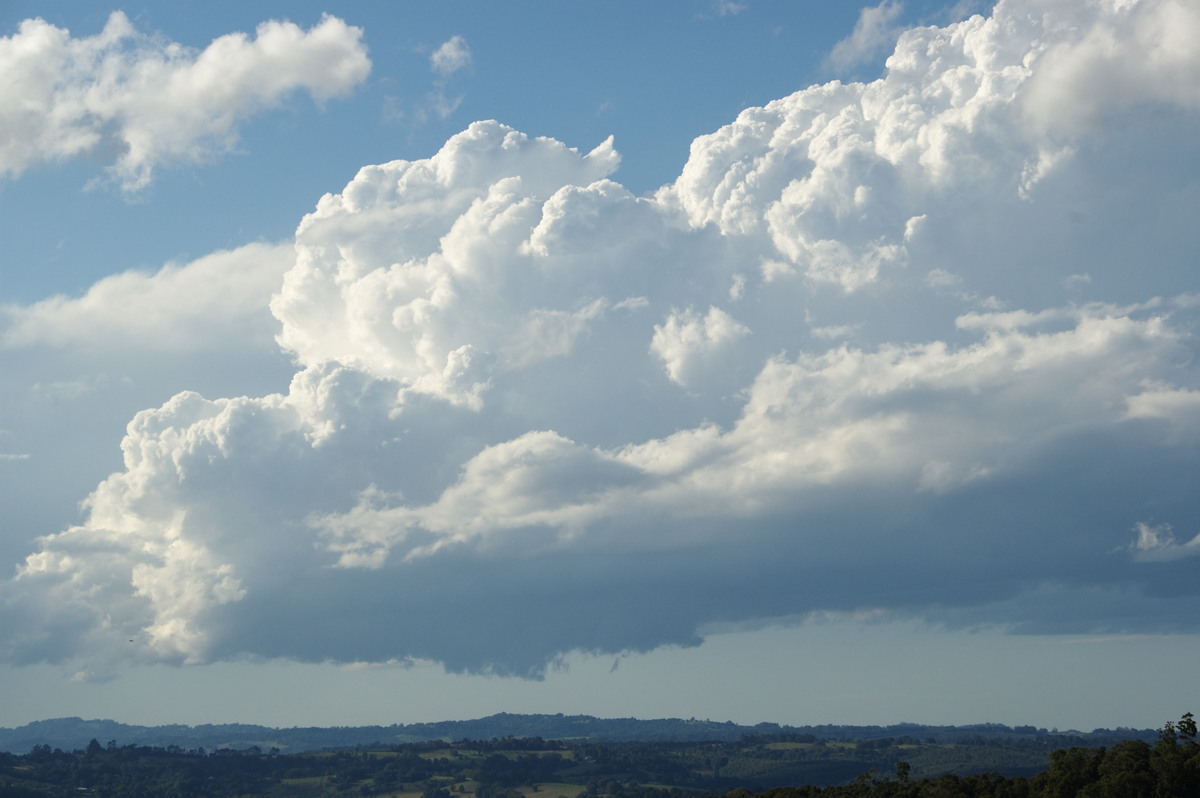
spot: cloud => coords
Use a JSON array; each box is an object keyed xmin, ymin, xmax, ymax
[
  {"xmin": 4, "ymin": 0, "xmax": 1200, "ymax": 676},
  {"xmin": 0, "ymin": 12, "xmax": 370, "ymax": 190},
  {"xmin": 271, "ymin": 122, "xmax": 625, "ymax": 409},
  {"xmin": 1, "ymin": 242, "xmax": 294, "ymax": 351},
  {"xmin": 1129, "ymin": 522, "xmax": 1200, "ymax": 563},
  {"xmin": 712, "ymin": 1, "xmax": 748, "ymax": 16},
  {"xmin": 430, "ymin": 35, "xmax": 472, "ymax": 78},
  {"xmin": 0, "ymin": 430, "xmax": 28, "ymax": 462},
  {"xmin": 423, "ymin": 35, "xmax": 472, "ymax": 120},
  {"xmin": 651, "ymin": 306, "xmax": 750, "ymax": 388},
  {"xmin": 0, "ymin": 243, "xmax": 298, "ymax": 573},
  {"xmin": 1125, "ymin": 384, "xmax": 1200, "ymax": 443},
  {"xmin": 1021, "ymin": 0, "xmax": 1200, "ymax": 136},
  {"xmin": 826, "ymin": 1, "xmax": 905, "ymax": 73}
]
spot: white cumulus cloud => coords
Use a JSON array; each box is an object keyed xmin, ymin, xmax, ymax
[
  {"xmin": 0, "ymin": 12, "xmax": 370, "ymax": 190},
  {"xmin": 4, "ymin": 0, "xmax": 1200, "ymax": 676},
  {"xmin": 651, "ymin": 306, "xmax": 750, "ymax": 388}
]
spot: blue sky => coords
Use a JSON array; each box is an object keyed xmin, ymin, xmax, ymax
[{"xmin": 1, "ymin": 0, "xmax": 1199, "ymax": 733}]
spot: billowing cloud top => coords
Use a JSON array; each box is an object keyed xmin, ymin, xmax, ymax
[
  {"xmin": 0, "ymin": 12, "xmax": 370, "ymax": 189},
  {"xmin": 5, "ymin": 0, "xmax": 1200, "ymax": 676}
]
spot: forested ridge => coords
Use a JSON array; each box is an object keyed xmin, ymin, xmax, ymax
[
  {"xmin": 0, "ymin": 714, "xmax": 1158, "ymax": 756},
  {"xmin": 0, "ymin": 713, "xmax": 1194, "ymax": 797}
]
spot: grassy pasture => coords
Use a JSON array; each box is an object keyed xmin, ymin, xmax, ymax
[{"xmin": 514, "ymin": 781, "xmax": 586, "ymax": 798}]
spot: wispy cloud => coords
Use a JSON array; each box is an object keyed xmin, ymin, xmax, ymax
[
  {"xmin": 826, "ymin": 0, "xmax": 904, "ymax": 72},
  {"xmin": 430, "ymin": 35, "xmax": 472, "ymax": 78},
  {"xmin": 713, "ymin": 1, "xmax": 748, "ymax": 16},
  {"xmin": 419, "ymin": 35, "xmax": 473, "ymax": 120},
  {"xmin": 1130, "ymin": 522, "xmax": 1200, "ymax": 563}
]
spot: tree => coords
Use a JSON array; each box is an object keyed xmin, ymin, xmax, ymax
[
  {"xmin": 1178, "ymin": 712, "xmax": 1197, "ymax": 743},
  {"xmin": 1039, "ymin": 746, "xmax": 1103, "ymax": 798},
  {"xmin": 1086, "ymin": 739, "xmax": 1153, "ymax": 798},
  {"xmin": 1151, "ymin": 712, "xmax": 1200, "ymax": 797}
]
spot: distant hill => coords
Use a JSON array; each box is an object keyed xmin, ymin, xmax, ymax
[
  {"xmin": 0, "ymin": 712, "xmax": 1157, "ymax": 755},
  {"xmin": 1, "ymin": 716, "xmax": 1194, "ymax": 796}
]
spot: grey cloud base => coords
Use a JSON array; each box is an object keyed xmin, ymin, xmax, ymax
[{"xmin": 4, "ymin": 0, "xmax": 1200, "ymax": 675}]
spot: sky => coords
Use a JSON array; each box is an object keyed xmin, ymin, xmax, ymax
[{"xmin": 1, "ymin": 0, "xmax": 1199, "ymax": 734}]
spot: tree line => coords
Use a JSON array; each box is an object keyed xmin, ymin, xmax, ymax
[{"xmin": 0, "ymin": 713, "xmax": 1193, "ymax": 797}]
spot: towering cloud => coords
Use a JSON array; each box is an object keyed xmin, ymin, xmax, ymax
[
  {"xmin": 0, "ymin": 12, "xmax": 370, "ymax": 189},
  {"xmin": 4, "ymin": 0, "xmax": 1199, "ymax": 676}
]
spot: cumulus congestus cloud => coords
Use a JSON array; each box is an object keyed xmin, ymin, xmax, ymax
[{"xmin": 5, "ymin": 0, "xmax": 1200, "ymax": 675}]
